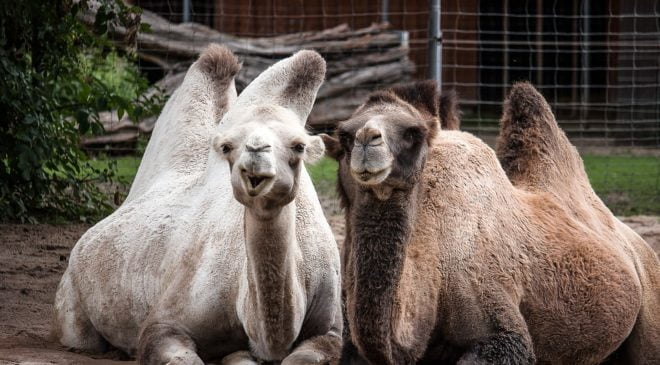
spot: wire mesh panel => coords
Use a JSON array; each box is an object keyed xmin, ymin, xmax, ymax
[
  {"xmin": 441, "ymin": 0, "xmax": 659, "ymax": 214},
  {"xmin": 442, "ymin": 0, "xmax": 660, "ymax": 148}
]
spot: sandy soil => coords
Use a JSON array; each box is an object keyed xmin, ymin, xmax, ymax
[{"xmin": 1, "ymin": 216, "xmax": 658, "ymax": 364}]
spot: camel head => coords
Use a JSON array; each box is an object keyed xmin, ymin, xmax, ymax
[
  {"xmin": 212, "ymin": 50, "xmax": 326, "ymax": 214},
  {"xmin": 322, "ymin": 80, "xmax": 441, "ymax": 200}
]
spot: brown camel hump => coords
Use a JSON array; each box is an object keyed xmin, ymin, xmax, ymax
[
  {"xmin": 359, "ymin": 90, "xmax": 400, "ymax": 112},
  {"xmin": 438, "ymin": 89, "xmax": 461, "ymax": 130},
  {"xmin": 197, "ymin": 44, "xmax": 241, "ymax": 82},
  {"xmin": 389, "ymin": 80, "xmax": 439, "ymax": 118},
  {"xmin": 496, "ymin": 82, "xmax": 585, "ymax": 189}
]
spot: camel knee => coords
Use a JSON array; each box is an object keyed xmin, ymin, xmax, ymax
[
  {"xmin": 220, "ymin": 351, "xmax": 259, "ymax": 365},
  {"xmin": 284, "ymin": 333, "xmax": 342, "ymax": 365},
  {"xmin": 53, "ymin": 276, "xmax": 107, "ymax": 352},
  {"xmin": 458, "ymin": 331, "xmax": 535, "ymax": 365},
  {"xmin": 138, "ymin": 322, "xmax": 201, "ymax": 365}
]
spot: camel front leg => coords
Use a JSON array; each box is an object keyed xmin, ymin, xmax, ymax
[
  {"xmin": 457, "ymin": 331, "xmax": 535, "ymax": 365},
  {"xmin": 138, "ymin": 322, "xmax": 203, "ymax": 365},
  {"xmin": 339, "ymin": 340, "xmax": 368, "ymax": 365},
  {"xmin": 282, "ymin": 300, "xmax": 343, "ymax": 365},
  {"xmin": 456, "ymin": 293, "xmax": 535, "ymax": 365},
  {"xmin": 282, "ymin": 332, "xmax": 342, "ymax": 365}
]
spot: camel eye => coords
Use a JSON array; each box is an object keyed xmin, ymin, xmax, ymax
[
  {"xmin": 221, "ymin": 144, "xmax": 232, "ymax": 154},
  {"xmin": 404, "ymin": 127, "xmax": 424, "ymax": 142},
  {"xmin": 292, "ymin": 143, "xmax": 306, "ymax": 153}
]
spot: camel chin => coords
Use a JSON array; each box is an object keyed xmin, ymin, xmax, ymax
[
  {"xmin": 324, "ymin": 80, "xmax": 660, "ymax": 365},
  {"xmin": 53, "ymin": 45, "xmax": 341, "ymax": 364}
]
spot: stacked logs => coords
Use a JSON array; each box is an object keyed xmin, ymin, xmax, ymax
[{"xmin": 81, "ymin": 9, "xmax": 414, "ymax": 150}]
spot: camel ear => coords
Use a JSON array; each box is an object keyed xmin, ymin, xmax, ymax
[
  {"xmin": 320, "ymin": 133, "xmax": 343, "ymax": 160},
  {"xmin": 304, "ymin": 135, "xmax": 325, "ymax": 164},
  {"xmin": 221, "ymin": 50, "xmax": 326, "ymax": 128},
  {"xmin": 389, "ymin": 80, "xmax": 439, "ymax": 117}
]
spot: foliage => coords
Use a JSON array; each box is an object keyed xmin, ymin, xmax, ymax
[{"xmin": 0, "ymin": 0, "xmax": 161, "ymax": 222}]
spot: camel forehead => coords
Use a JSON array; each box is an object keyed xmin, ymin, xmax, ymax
[
  {"xmin": 228, "ymin": 121, "xmax": 307, "ymax": 147},
  {"xmin": 340, "ymin": 109, "xmax": 420, "ymax": 136},
  {"xmin": 225, "ymin": 105, "xmax": 308, "ymax": 142},
  {"xmin": 241, "ymin": 104, "xmax": 302, "ymax": 126}
]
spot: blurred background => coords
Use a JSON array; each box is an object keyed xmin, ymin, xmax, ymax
[
  {"xmin": 2, "ymin": 0, "xmax": 659, "ymax": 222},
  {"xmin": 121, "ymin": 0, "xmax": 660, "ymax": 216}
]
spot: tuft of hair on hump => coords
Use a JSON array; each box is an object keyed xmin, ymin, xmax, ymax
[
  {"xmin": 496, "ymin": 81, "xmax": 567, "ymax": 180},
  {"xmin": 438, "ymin": 89, "xmax": 461, "ymax": 130},
  {"xmin": 361, "ymin": 91, "xmax": 399, "ymax": 110},
  {"xmin": 389, "ymin": 80, "xmax": 439, "ymax": 117},
  {"xmin": 502, "ymin": 82, "xmax": 556, "ymax": 131},
  {"xmin": 283, "ymin": 50, "xmax": 326, "ymax": 100},
  {"xmin": 197, "ymin": 44, "xmax": 241, "ymax": 81}
]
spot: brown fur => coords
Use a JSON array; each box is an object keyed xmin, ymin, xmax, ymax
[
  {"xmin": 197, "ymin": 44, "xmax": 241, "ymax": 120},
  {"xmin": 438, "ymin": 89, "xmax": 461, "ymax": 130},
  {"xmin": 324, "ymin": 81, "xmax": 660, "ymax": 365}
]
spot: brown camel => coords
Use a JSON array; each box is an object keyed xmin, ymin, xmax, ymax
[{"xmin": 322, "ymin": 81, "xmax": 660, "ymax": 365}]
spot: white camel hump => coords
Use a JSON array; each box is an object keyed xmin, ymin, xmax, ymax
[
  {"xmin": 53, "ymin": 45, "xmax": 341, "ymax": 365},
  {"xmin": 220, "ymin": 50, "xmax": 326, "ymax": 129}
]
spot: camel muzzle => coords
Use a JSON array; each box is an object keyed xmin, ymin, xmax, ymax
[
  {"xmin": 350, "ymin": 143, "xmax": 393, "ymax": 185},
  {"xmin": 236, "ymin": 152, "xmax": 277, "ymax": 197}
]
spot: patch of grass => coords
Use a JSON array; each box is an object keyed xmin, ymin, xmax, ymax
[
  {"xmin": 306, "ymin": 157, "xmax": 339, "ymax": 195},
  {"xmin": 89, "ymin": 156, "xmax": 141, "ymax": 184},
  {"xmin": 92, "ymin": 154, "xmax": 658, "ymax": 216},
  {"xmin": 582, "ymin": 155, "xmax": 659, "ymax": 216}
]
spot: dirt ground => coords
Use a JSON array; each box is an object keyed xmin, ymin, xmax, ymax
[{"xmin": 1, "ymin": 216, "xmax": 658, "ymax": 364}]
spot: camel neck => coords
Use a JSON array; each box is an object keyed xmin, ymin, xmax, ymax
[
  {"xmin": 348, "ymin": 185, "xmax": 421, "ymax": 365},
  {"xmin": 243, "ymin": 203, "xmax": 302, "ymax": 358}
]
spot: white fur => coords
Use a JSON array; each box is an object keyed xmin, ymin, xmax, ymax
[{"xmin": 53, "ymin": 50, "xmax": 340, "ymax": 363}]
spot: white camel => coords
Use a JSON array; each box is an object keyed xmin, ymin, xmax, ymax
[{"xmin": 53, "ymin": 45, "xmax": 342, "ymax": 364}]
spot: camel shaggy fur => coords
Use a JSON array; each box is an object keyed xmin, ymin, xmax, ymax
[
  {"xmin": 53, "ymin": 45, "xmax": 342, "ymax": 364},
  {"xmin": 322, "ymin": 81, "xmax": 660, "ymax": 364}
]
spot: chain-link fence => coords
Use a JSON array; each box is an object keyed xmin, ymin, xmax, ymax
[{"xmin": 117, "ymin": 0, "xmax": 659, "ymax": 214}]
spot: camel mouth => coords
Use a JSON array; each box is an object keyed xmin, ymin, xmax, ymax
[
  {"xmin": 248, "ymin": 175, "xmax": 267, "ymax": 189},
  {"xmin": 242, "ymin": 174, "xmax": 274, "ymax": 196},
  {"xmin": 351, "ymin": 167, "xmax": 390, "ymax": 185}
]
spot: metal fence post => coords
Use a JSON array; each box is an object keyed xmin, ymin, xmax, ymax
[
  {"xmin": 183, "ymin": 0, "xmax": 191, "ymax": 23},
  {"xmin": 382, "ymin": 0, "xmax": 389, "ymax": 23},
  {"xmin": 429, "ymin": 0, "xmax": 442, "ymax": 88}
]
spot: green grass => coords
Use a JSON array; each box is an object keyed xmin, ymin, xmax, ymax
[
  {"xmin": 306, "ymin": 157, "xmax": 339, "ymax": 195},
  {"xmin": 92, "ymin": 154, "xmax": 658, "ymax": 216},
  {"xmin": 582, "ymin": 155, "xmax": 659, "ymax": 216},
  {"xmin": 89, "ymin": 156, "xmax": 141, "ymax": 184}
]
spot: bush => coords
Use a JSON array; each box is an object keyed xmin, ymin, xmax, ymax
[{"xmin": 0, "ymin": 0, "xmax": 159, "ymax": 222}]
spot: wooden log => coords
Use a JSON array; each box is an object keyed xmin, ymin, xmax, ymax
[
  {"xmin": 80, "ymin": 7, "xmax": 415, "ymax": 150},
  {"xmin": 81, "ymin": 130, "xmax": 138, "ymax": 147}
]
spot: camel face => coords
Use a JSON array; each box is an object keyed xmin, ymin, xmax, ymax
[
  {"xmin": 213, "ymin": 106, "xmax": 324, "ymax": 213},
  {"xmin": 326, "ymin": 85, "xmax": 439, "ymax": 200}
]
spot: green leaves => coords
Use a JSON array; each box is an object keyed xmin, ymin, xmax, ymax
[{"xmin": 0, "ymin": 0, "xmax": 161, "ymax": 222}]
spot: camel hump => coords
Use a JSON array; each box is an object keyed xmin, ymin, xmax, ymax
[
  {"xmin": 438, "ymin": 89, "xmax": 461, "ymax": 130},
  {"xmin": 496, "ymin": 82, "xmax": 586, "ymax": 190},
  {"xmin": 197, "ymin": 44, "xmax": 241, "ymax": 83},
  {"xmin": 389, "ymin": 80, "xmax": 439, "ymax": 117}
]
